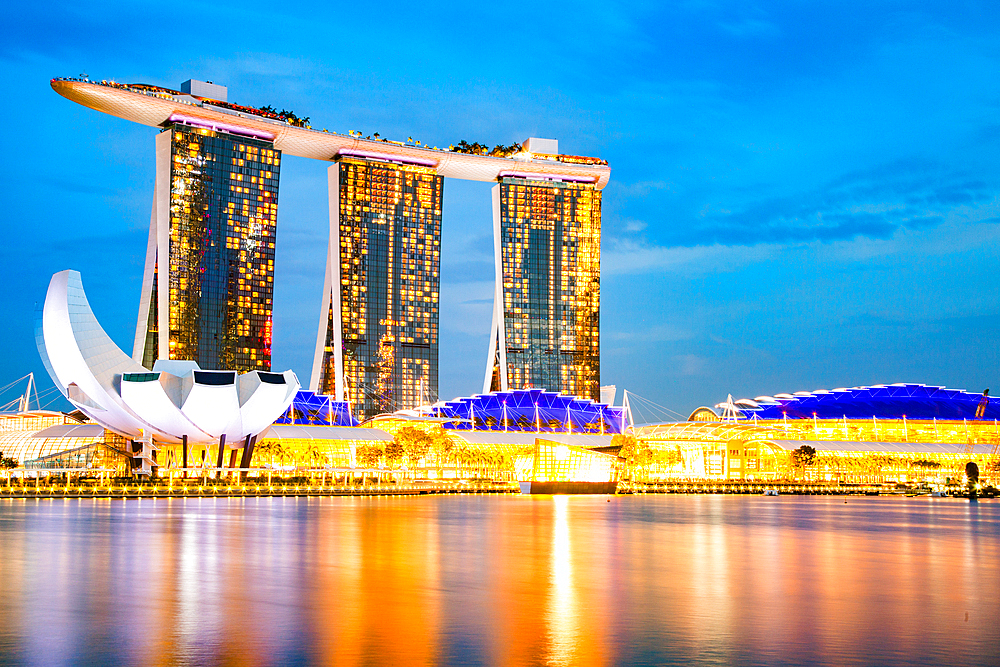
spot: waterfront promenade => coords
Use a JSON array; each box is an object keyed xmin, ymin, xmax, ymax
[
  {"xmin": 0, "ymin": 478, "xmax": 984, "ymax": 499},
  {"xmin": 0, "ymin": 479, "xmax": 518, "ymax": 499}
]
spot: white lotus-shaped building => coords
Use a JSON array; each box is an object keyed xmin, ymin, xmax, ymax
[{"xmin": 37, "ymin": 270, "xmax": 299, "ymax": 472}]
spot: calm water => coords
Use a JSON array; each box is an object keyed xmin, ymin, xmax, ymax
[{"xmin": 0, "ymin": 495, "xmax": 997, "ymax": 666}]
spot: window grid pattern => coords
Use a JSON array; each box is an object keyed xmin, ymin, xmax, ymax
[
  {"xmin": 144, "ymin": 125, "xmax": 280, "ymax": 371},
  {"xmin": 320, "ymin": 158, "xmax": 442, "ymax": 421},
  {"xmin": 498, "ymin": 177, "xmax": 601, "ymax": 400}
]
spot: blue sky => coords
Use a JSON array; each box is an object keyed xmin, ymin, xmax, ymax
[{"xmin": 1, "ymin": 1, "xmax": 998, "ymax": 417}]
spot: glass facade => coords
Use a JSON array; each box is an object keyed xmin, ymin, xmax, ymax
[
  {"xmin": 526, "ymin": 440, "xmax": 619, "ymax": 483},
  {"xmin": 318, "ymin": 157, "xmax": 443, "ymax": 421},
  {"xmin": 141, "ymin": 125, "xmax": 280, "ymax": 371},
  {"xmin": 494, "ymin": 177, "xmax": 601, "ymax": 400}
]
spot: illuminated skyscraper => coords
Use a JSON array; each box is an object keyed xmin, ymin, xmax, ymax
[
  {"xmin": 133, "ymin": 120, "xmax": 280, "ymax": 372},
  {"xmin": 51, "ymin": 78, "xmax": 613, "ymax": 406},
  {"xmin": 484, "ymin": 141, "xmax": 601, "ymax": 400},
  {"xmin": 311, "ymin": 154, "xmax": 443, "ymax": 420}
]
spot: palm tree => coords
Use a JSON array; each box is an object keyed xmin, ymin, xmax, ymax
[
  {"xmin": 268, "ymin": 441, "xmax": 288, "ymax": 481},
  {"xmin": 255, "ymin": 441, "xmax": 273, "ymax": 465},
  {"xmin": 454, "ymin": 446, "xmax": 473, "ymax": 478},
  {"xmin": 305, "ymin": 443, "xmax": 325, "ymax": 481},
  {"xmin": 430, "ymin": 428, "xmax": 453, "ymax": 478},
  {"xmin": 254, "ymin": 441, "xmax": 277, "ymax": 485}
]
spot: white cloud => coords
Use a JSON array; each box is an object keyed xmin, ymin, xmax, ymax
[
  {"xmin": 617, "ymin": 180, "xmax": 674, "ymax": 197},
  {"xmin": 439, "ymin": 280, "xmax": 494, "ymax": 336},
  {"xmin": 606, "ymin": 322, "xmax": 693, "ymax": 344},
  {"xmin": 677, "ymin": 354, "xmax": 707, "ymax": 376},
  {"xmin": 625, "ymin": 219, "xmax": 648, "ymax": 232},
  {"xmin": 824, "ymin": 212, "xmax": 1000, "ymax": 262},
  {"xmin": 719, "ymin": 19, "xmax": 780, "ymax": 39},
  {"xmin": 602, "ymin": 239, "xmax": 781, "ymax": 275}
]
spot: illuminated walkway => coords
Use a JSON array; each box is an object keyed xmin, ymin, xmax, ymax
[{"xmin": 0, "ymin": 478, "xmax": 518, "ymax": 499}]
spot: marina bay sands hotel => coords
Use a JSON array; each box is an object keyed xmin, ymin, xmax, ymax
[{"xmin": 52, "ymin": 77, "xmax": 611, "ymax": 420}]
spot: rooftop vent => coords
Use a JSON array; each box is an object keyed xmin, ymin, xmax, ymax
[
  {"xmin": 180, "ymin": 79, "xmax": 227, "ymax": 102},
  {"xmin": 522, "ymin": 137, "xmax": 558, "ymax": 155}
]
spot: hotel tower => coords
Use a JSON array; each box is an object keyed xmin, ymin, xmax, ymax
[
  {"xmin": 133, "ymin": 80, "xmax": 280, "ymax": 372},
  {"xmin": 483, "ymin": 140, "xmax": 602, "ymax": 401},
  {"xmin": 51, "ymin": 77, "xmax": 611, "ymax": 416},
  {"xmin": 310, "ymin": 155, "xmax": 443, "ymax": 421}
]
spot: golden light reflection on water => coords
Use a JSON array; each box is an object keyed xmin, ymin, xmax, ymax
[
  {"xmin": 0, "ymin": 496, "xmax": 998, "ymax": 666},
  {"xmin": 547, "ymin": 495, "xmax": 576, "ymax": 666}
]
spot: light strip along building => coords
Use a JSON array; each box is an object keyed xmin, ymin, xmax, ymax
[
  {"xmin": 52, "ymin": 77, "xmax": 611, "ymax": 414},
  {"xmin": 311, "ymin": 155, "xmax": 443, "ymax": 421},
  {"xmin": 485, "ymin": 139, "xmax": 602, "ymax": 401}
]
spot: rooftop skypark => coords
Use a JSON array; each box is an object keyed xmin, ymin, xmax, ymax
[{"xmin": 51, "ymin": 77, "xmax": 609, "ymax": 169}]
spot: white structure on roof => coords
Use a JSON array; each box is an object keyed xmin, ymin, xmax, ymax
[
  {"xmin": 180, "ymin": 79, "xmax": 227, "ymax": 102},
  {"xmin": 522, "ymin": 137, "xmax": 558, "ymax": 155},
  {"xmin": 36, "ymin": 270, "xmax": 300, "ymax": 473}
]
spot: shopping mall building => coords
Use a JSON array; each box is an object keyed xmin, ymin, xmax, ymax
[{"xmin": 4, "ymin": 371, "xmax": 996, "ymax": 486}]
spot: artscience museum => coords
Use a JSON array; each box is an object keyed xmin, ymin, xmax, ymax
[{"xmin": 36, "ymin": 270, "xmax": 300, "ymax": 474}]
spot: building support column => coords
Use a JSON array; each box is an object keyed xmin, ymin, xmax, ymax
[
  {"xmin": 484, "ymin": 184, "xmax": 508, "ymax": 394},
  {"xmin": 310, "ymin": 163, "xmax": 344, "ymax": 399},
  {"xmin": 239, "ymin": 435, "xmax": 257, "ymax": 482},
  {"xmin": 215, "ymin": 434, "xmax": 226, "ymax": 474},
  {"xmin": 132, "ymin": 199, "xmax": 158, "ymax": 363}
]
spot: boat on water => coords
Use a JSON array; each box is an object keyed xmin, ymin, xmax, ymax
[
  {"xmin": 763, "ymin": 489, "xmax": 779, "ymax": 496},
  {"xmin": 930, "ymin": 490, "xmax": 948, "ymax": 497}
]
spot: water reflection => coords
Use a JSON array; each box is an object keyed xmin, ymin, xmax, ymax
[
  {"xmin": 547, "ymin": 495, "xmax": 576, "ymax": 666},
  {"xmin": 0, "ymin": 496, "xmax": 997, "ymax": 666}
]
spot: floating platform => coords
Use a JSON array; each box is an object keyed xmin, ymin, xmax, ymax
[{"xmin": 518, "ymin": 481, "xmax": 620, "ymax": 495}]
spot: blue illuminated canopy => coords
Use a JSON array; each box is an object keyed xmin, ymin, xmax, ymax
[
  {"xmin": 728, "ymin": 383, "xmax": 997, "ymax": 421},
  {"xmin": 432, "ymin": 389, "xmax": 626, "ymax": 434},
  {"xmin": 273, "ymin": 390, "xmax": 358, "ymax": 427}
]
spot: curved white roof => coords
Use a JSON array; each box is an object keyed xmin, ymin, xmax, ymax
[
  {"xmin": 52, "ymin": 79, "xmax": 612, "ymax": 189},
  {"xmin": 31, "ymin": 424, "xmax": 105, "ymax": 438},
  {"xmin": 37, "ymin": 270, "xmax": 300, "ymax": 445}
]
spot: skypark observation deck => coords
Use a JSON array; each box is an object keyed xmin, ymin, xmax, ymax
[{"xmin": 50, "ymin": 78, "xmax": 611, "ymax": 188}]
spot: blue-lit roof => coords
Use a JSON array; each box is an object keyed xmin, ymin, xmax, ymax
[
  {"xmin": 432, "ymin": 389, "xmax": 626, "ymax": 434},
  {"xmin": 728, "ymin": 383, "xmax": 997, "ymax": 421},
  {"xmin": 273, "ymin": 390, "xmax": 358, "ymax": 427}
]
